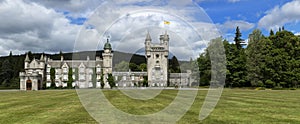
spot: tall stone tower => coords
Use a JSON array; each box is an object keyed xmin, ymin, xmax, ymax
[
  {"xmin": 102, "ymin": 38, "xmax": 113, "ymax": 88},
  {"xmin": 145, "ymin": 31, "xmax": 169, "ymax": 87},
  {"xmin": 102, "ymin": 38, "xmax": 113, "ymax": 73}
]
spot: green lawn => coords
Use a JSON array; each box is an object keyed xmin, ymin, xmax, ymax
[{"xmin": 0, "ymin": 89, "xmax": 300, "ymax": 124}]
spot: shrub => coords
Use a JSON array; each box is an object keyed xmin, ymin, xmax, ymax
[
  {"xmin": 257, "ymin": 81, "xmax": 264, "ymax": 87},
  {"xmin": 255, "ymin": 87, "xmax": 265, "ymax": 90},
  {"xmin": 265, "ymin": 80, "xmax": 275, "ymax": 88}
]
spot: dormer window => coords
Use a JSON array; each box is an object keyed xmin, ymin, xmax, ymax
[
  {"xmin": 79, "ymin": 67, "xmax": 85, "ymax": 73},
  {"xmin": 63, "ymin": 67, "xmax": 68, "ymax": 73}
]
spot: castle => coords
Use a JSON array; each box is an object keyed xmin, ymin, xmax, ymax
[
  {"xmin": 19, "ymin": 31, "xmax": 192, "ymax": 90},
  {"xmin": 145, "ymin": 31, "xmax": 169, "ymax": 87}
]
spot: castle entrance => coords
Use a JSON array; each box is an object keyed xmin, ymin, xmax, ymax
[{"xmin": 26, "ymin": 80, "xmax": 32, "ymax": 90}]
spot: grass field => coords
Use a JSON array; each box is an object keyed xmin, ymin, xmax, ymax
[{"xmin": 0, "ymin": 89, "xmax": 300, "ymax": 124}]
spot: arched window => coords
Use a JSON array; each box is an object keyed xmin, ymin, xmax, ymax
[{"xmin": 156, "ymin": 54, "xmax": 159, "ymax": 58}]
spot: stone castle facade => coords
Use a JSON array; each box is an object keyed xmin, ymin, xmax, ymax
[
  {"xmin": 20, "ymin": 31, "xmax": 193, "ymax": 90},
  {"xmin": 20, "ymin": 39, "xmax": 113, "ymax": 90},
  {"xmin": 145, "ymin": 31, "xmax": 169, "ymax": 87}
]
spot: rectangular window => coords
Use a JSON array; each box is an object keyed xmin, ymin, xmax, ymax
[
  {"xmin": 63, "ymin": 68, "xmax": 68, "ymax": 73},
  {"xmin": 89, "ymin": 74, "xmax": 92, "ymax": 80},
  {"xmin": 63, "ymin": 75, "xmax": 68, "ymax": 80},
  {"xmin": 79, "ymin": 68, "xmax": 85, "ymax": 73},
  {"xmin": 79, "ymin": 74, "xmax": 85, "ymax": 80},
  {"xmin": 47, "ymin": 75, "xmax": 50, "ymax": 80},
  {"xmin": 55, "ymin": 75, "xmax": 59, "ymax": 80},
  {"xmin": 96, "ymin": 68, "xmax": 101, "ymax": 73}
]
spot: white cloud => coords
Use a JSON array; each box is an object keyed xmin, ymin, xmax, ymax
[
  {"xmin": 0, "ymin": 0, "xmax": 221, "ymax": 60},
  {"xmin": 73, "ymin": 1, "xmax": 221, "ymax": 60},
  {"xmin": 218, "ymin": 20, "xmax": 255, "ymax": 33},
  {"xmin": 27, "ymin": 0, "xmax": 104, "ymax": 18},
  {"xmin": 0, "ymin": 0, "xmax": 81, "ymax": 56},
  {"xmin": 258, "ymin": 0, "xmax": 300, "ymax": 30}
]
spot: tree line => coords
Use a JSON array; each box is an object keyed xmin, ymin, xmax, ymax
[{"xmin": 198, "ymin": 26, "xmax": 300, "ymax": 88}]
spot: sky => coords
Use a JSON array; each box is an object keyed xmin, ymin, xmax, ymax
[{"xmin": 0, "ymin": 0, "xmax": 299, "ymax": 60}]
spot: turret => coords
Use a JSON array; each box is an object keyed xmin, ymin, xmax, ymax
[
  {"xmin": 40, "ymin": 54, "xmax": 44, "ymax": 61},
  {"xmin": 24, "ymin": 53, "xmax": 30, "ymax": 69},
  {"xmin": 39, "ymin": 54, "xmax": 45, "ymax": 69},
  {"xmin": 163, "ymin": 31, "xmax": 169, "ymax": 56},
  {"xmin": 163, "ymin": 31, "xmax": 169, "ymax": 43},
  {"xmin": 104, "ymin": 38, "xmax": 112, "ymax": 53},
  {"xmin": 145, "ymin": 31, "xmax": 152, "ymax": 42},
  {"xmin": 145, "ymin": 31, "xmax": 151, "ymax": 57},
  {"xmin": 102, "ymin": 37, "xmax": 113, "ymax": 74}
]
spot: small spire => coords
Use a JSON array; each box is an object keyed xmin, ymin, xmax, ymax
[
  {"xmin": 164, "ymin": 30, "xmax": 169, "ymax": 40},
  {"xmin": 25, "ymin": 53, "xmax": 30, "ymax": 62},
  {"xmin": 107, "ymin": 35, "xmax": 110, "ymax": 43},
  {"xmin": 146, "ymin": 31, "xmax": 151, "ymax": 41},
  {"xmin": 40, "ymin": 54, "xmax": 44, "ymax": 61}
]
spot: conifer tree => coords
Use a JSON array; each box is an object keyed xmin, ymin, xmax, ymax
[
  {"xmin": 270, "ymin": 29, "xmax": 274, "ymax": 36},
  {"xmin": 234, "ymin": 26, "xmax": 244, "ymax": 49}
]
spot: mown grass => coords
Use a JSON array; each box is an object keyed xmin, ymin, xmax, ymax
[{"xmin": 0, "ymin": 89, "xmax": 300, "ymax": 123}]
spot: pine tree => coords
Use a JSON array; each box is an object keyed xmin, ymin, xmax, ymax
[
  {"xmin": 234, "ymin": 26, "xmax": 244, "ymax": 49},
  {"xmin": 50, "ymin": 68, "xmax": 56, "ymax": 88},
  {"xmin": 279, "ymin": 27, "xmax": 282, "ymax": 32},
  {"xmin": 270, "ymin": 29, "xmax": 274, "ymax": 36},
  {"xmin": 68, "ymin": 68, "xmax": 73, "ymax": 88},
  {"xmin": 107, "ymin": 73, "xmax": 115, "ymax": 89}
]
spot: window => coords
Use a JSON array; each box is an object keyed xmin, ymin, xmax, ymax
[
  {"xmin": 47, "ymin": 75, "xmax": 50, "ymax": 80},
  {"xmin": 46, "ymin": 67, "xmax": 50, "ymax": 73},
  {"xmin": 79, "ymin": 67, "xmax": 85, "ymax": 73},
  {"xmin": 89, "ymin": 69, "xmax": 93, "ymax": 74},
  {"xmin": 88, "ymin": 74, "xmax": 92, "ymax": 80},
  {"xmin": 63, "ymin": 75, "xmax": 68, "ymax": 80},
  {"xmin": 79, "ymin": 74, "xmax": 85, "ymax": 80},
  {"xmin": 156, "ymin": 54, "xmax": 159, "ymax": 58},
  {"xmin": 63, "ymin": 67, "xmax": 68, "ymax": 73},
  {"xmin": 96, "ymin": 68, "xmax": 101, "ymax": 73},
  {"xmin": 55, "ymin": 75, "xmax": 59, "ymax": 80}
]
